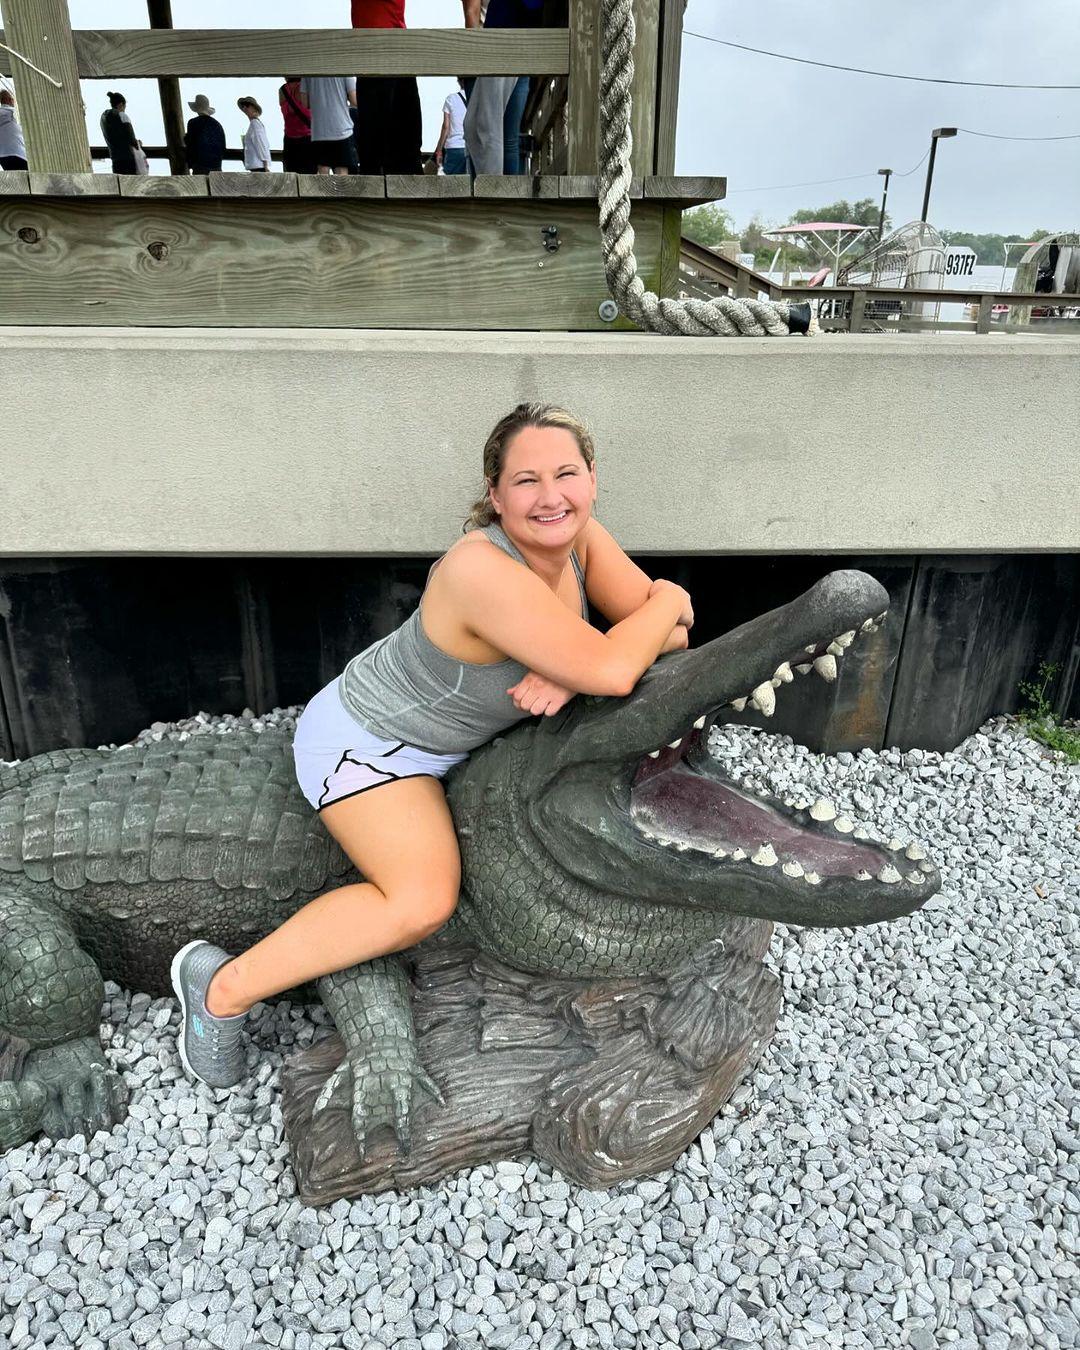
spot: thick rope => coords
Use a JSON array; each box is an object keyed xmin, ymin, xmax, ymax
[{"xmin": 598, "ymin": 0, "xmax": 808, "ymax": 336}]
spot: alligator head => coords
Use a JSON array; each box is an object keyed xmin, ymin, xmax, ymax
[{"xmin": 451, "ymin": 569, "xmax": 939, "ymax": 937}]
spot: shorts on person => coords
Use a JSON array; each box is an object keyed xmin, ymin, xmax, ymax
[
  {"xmin": 311, "ymin": 134, "xmax": 358, "ymax": 172},
  {"xmin": 293, "ymin": 677, "xmax": 468, "ymax": 811}
]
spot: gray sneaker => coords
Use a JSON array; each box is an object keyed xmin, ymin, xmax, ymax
[{"xmin": 170, "ymin": 941, "xmax": 247, "ymax": 1089}]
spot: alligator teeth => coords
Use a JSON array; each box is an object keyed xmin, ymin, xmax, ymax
[
  {"xmin": 804, "ymin": 871, "xmax": 822, "ymax": 885},
  {"xmin": 834, "ymin": 630, "xmax": 856, "ymax": 648},
  {"xmin": 783, "ymin": 797, "xmax": 797, "ymax": 808},
  {"xmin": 875, "ymin": 611, "xmax": 887, "ymax": 623},
  {"xmin": 647, "ymin": 749, "xmax": 660, "ymax": 758},
  {"xmin": 826, "ymin": 642, "xmax": 846, "ymax": 657},
  {"xmin": 878, "ymin": 865, "xmax": 902, "ymax": 884},
  {"xmin": 809, "ymin": 798, "xmax": 836, "ymax": 822},
  {"xmin": 856, "ymin": 870, "xmax": 872, "ymax": 881},
  {"xmin": 731, "ymin": 697, "xmax": 748, "ymax": 712},
  {"xmin": 750, "ymin": 682, "xmax": 776, "ymax": 717},
  {"xmin": 860, "ymin": 617, "xmax": 875, "ymax": 631},
  {"xmin": 668, "ymin": 739, "xmax": 682, "ymax": 749},
  {"xmin": 794, "ymin": 663, "xmax": 813, "ymax": 675},
  {"xmin": 905, "ymin": 841, "xmax": 926, "ymax": 860},
  {"xmin": 834, "ymin": 817, "xmax": 854, "ymax": 833},
  {"xmin": 804, "ymin": 644, "xmax": 818, "ymax": 654},
  {"xmin": 693, "ymin": 716, "xmax": 706, "ymax": 730},
  {"xmin": 770, "ymin": 677, "xmax": 783, "ymax": 689},
  {"xmin": 853, "ymin": 824, "xmax": 871, "ymax": 840},
  {"xmin": 713, "ymin": 847, "xmax": 728, "ymax": 858},
  {"xmin": 782, "ymin": 859, "xmax": 804, "ymax": 877},
  {"xmin": 773, "ymin": 662, "xmax": 793, "ymax": 683},
  {"xmin": 886, "ymin": 837, "xmax": 904, "ymax": 851},
  {"xmin": 906, "ymin": 871, "xmax": 923, "ymax": 884},
  {"xmin": 813, "ymin": 655, "xmax": 838, "ymax": 682},
  {"xmin": 731, "ymin": 848, "xmax": 746, "ymax": 861},
  {"xmin": 919, "ymin": 859, "xmax": 933, "ymax": 873},
  {"xmin": 751, "ymin": 843, "xmax": 778, "ymax": 867}
]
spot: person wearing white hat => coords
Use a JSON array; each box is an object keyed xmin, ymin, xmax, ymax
[{"xmin": 184, "ymin": 93, "xmax": 225, "ymax": 174}]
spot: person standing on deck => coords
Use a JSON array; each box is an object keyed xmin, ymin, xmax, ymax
[
  {"xmin": 463, "ymin": 0, "xmax": 555, "ymax": 175},
  {"xmin": 301, "ymin": 76, "xmax": 359, "ymax": 175},
  {"xmin": 349, "ymin": 0, "xmax": 422, "ymax": 174},
  {"xmin": 279, "ymin": 77, "xmax": 313, "ymax": 173},
  {"xmin": 100, "ymin": 92, "xmax": 141, "ymax": 175},
  {"xmin": 184, "ymin": 94, "xmax": 226, "ymax": 175},
  {"xmin": 0, "ymin": 89, "xmax": 27, "ymax": 171},
  {"xmin": 434, "ymin": 79, "xmax": 469, "ymax": 175},
  {"xmin": 237, "ymin": 97, "xmax": 271, "ymax": 172}
]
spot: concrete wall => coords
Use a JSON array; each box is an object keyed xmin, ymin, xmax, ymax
[{"xmin": 1, "ymin": 328, "xmax": 1077, "ymax": 555}]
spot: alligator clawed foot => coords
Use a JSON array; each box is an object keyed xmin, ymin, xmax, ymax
[
  {"xmin": 0, "ymin": 1079, "xmax": 48, "ymax": 1151},
  {"xmin": 20, "ymin": 1036, "xmax": 128, "ymax": 1143},
  {"xmin": 313, "ymin": 1045, "xmax": 444, "ymax": 1159}
]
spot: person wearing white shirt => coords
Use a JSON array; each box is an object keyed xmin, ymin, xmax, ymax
[
  {"xmin": 435, "ymin": 80, "xmax": 468, "ymax": 175},
  {"xmin": 0, "ymin": 89, "xmax": 27, "ymax": 171},
  {"xmin": 237, "ymin": 96, "xmax": 271, "ymax": 172}
]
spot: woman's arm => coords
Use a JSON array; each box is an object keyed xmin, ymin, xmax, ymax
[
  {"xmin": 444, "ymin": 546, "xmax": 690, "ymax": 697},
  {"xmin": 435, "ymin": 109, "xmax": 451, "ymax": 163}
]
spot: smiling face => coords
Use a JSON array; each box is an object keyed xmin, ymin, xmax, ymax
[{"xmin": 487, "ymin": 426, "xmax": 597, "ymax": 550}]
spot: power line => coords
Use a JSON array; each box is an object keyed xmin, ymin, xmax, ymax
[
  {"xmin": 725, "ymin": 149, "xmax": 928, "ymax": 196},
  {"xmin": 683, "ymin": 31, "xmax": 1080, "ymax": 90},
  {"xmin": 958, "ymin": 126, "xmax": 1080, "ymax": 140}
]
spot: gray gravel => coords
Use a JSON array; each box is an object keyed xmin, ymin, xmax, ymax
[{"xmin": 2, "ymin": 707, "xmax": 1078, "ymax": 1350}]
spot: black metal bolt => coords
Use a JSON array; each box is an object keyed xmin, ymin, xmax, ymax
[
  {"xmin": 17, "ymin": 227, "xmax": 40, "ymax": 245},
  {"xmin": 147, "ymin": 241, "xmax": 169, "ymax": 261}
]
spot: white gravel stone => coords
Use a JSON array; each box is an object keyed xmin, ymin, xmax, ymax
[{"xmin": 2, "ymin": 707, "xmax": 1077, "ymax": 1349}]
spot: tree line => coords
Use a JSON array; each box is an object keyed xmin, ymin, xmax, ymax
[{"xmin": 683, "ymin": 198, "xmax": 1052, "ymax": 272}]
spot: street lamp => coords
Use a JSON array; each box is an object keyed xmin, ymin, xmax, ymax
[
  {"xmin": 920, "ymin": 127, "xmax": 957, "ymax": 223},
  {"xmin": 877, "ymin": 168, "xmax": 892, "ymax": 242}
]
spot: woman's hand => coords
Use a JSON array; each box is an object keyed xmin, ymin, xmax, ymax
[
  {"xmin": 507, "ymin": 671, "xmax": 577, "ymax": 717},
  {"xmin": 659, "ymin": 624, "xmax": 690, "ymax": 654},
  {"xmin": 649, "ymin": 578, "xmax": 694, "ymax": 630}
]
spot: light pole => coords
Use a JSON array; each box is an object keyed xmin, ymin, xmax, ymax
[
  {"xmin": 877, "ymin": 168, "xmax": 892, "ymax": 242},
  {"xmin": 920, "ymin": 127, "xmax": 957, "ymax": 223}
]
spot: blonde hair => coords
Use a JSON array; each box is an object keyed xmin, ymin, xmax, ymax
[{"xmin": 462, "ymin": 403, "xmax": 596, "ymax": 532}]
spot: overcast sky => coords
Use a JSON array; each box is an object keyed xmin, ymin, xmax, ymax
[{"xmin": 8, "ymin": 0, "xmax": 1076, "ymax": 234}]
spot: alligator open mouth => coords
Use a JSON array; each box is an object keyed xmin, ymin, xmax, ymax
[{"xmin": 628, "ymin": 608, "xmax": 933, "ymax": 889}]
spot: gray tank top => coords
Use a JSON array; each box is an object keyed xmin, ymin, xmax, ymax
[{"xmin": 338, "ymin": 522, "xmax": 589, "ymax": 754}]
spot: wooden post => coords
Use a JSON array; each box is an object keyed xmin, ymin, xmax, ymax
[
  {"xmin": 0, "ymin": 0, "xmax": 89, "ymax": 172},
  {"xmin": 654, "ymin": 0, "xmax": 683, "ymax": 176},
  {"xmin": 630, "ymin": 0, "xmax": 661, "ymax": 176},
  {"xmin": 849, "ymin": 289, "xmax": 867, "ymax": 333},
  {"xmin": 976, "ymin": 294, "xmax": 994, "ymax": 335},
  {"xmin": 147, "ymin": 0, "xmax": 188, "ymax": 175},
  {"xmin": 567, "ymin": 0, "xmax": 599, "ymax": 175}
]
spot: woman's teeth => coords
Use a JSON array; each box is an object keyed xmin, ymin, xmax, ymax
[{"xmin": 533, "ymin": 511, "xmax": 569, "ymax": 524}]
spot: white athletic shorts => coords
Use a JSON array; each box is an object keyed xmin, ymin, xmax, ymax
[{"xmin": 293, "ymin": 678, "xmax": 469, "ymax": 811}]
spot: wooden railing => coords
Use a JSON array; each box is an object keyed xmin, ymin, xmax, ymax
[
  {"xmin": 680, "ymin": 241, "xmax": 1080, "ymax": 334},
  {"xmin": 0, "ymin": 0, "xmax": 685, "ymax": 181}
]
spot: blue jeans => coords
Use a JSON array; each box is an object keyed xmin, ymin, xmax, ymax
[
  {"xmin": 503, "ymin": 76, "xmax": 530, "ymax": 175},
  {"xmin": 443, "ymin": 146, "xmax": 467, "ymax": 175}
]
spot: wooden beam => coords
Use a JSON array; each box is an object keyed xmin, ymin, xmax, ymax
[
  {"xmin": 118, "ymin": 174, "xmax": 208, "ymax": 197},
  {"xmin": 0, "ymin": 1, "xmax": 89, "ymax": 172},
  {"xmin": 630, "ymin": 0, "xmax": 661, "ymax": 176},
  {"xmin": 146, "ymin": 0, "xmax": 188, "ymax": 176},
  {"xmin": 208, "ymin": 172, "xmax": 299, "ymax": 198},
  {"xmin": 385, "ymin": 174, "xmax": 472, "ymax": 199},
  {"xmin": 566, "ymin": 0, "xmax": 599, "ymax": 175},
  {"xmin": 0, "ymin": 29, "xmax": 570, "ymax": 79},
  {"xmin": 0, "ymin": 196, "xmax": 668, "ymax": 330},
  {"xmin": 654, "ymin": 0, "xmax": 684, "ymax": 176},
  {"xmin": 29, "ymin": 172, "xmax": 118, "ymax": 196},
  {"xmin": 297, "ymin": 175, "xmax": 386, "ymax": 199},
  {"xmin": 643, "ymin": 175, "xmax": 724, "ymax": 203}
]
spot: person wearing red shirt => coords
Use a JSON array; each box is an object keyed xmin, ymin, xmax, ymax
[
  {"xmin": 278, "ymin": 77, "xmax": 313, "ymax": 173},
  {"xmin": 350, "ymin": 0, "xmax": 422, "ymax": 174}
]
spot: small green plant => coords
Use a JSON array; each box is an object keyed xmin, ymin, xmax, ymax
[{"xmin": 1018, "ymin": 661, "xmax": 1080, "ymax": 764}]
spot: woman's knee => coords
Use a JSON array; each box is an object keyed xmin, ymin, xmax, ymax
[{"xmin": 391, "ymin": 881, "xmax": 460, "ymax": 942}]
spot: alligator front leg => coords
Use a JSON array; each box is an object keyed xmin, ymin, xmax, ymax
[
  {"xmin": 0, "ymin": 889, "xmax": 127, "ymax": 1150},
  {"xmin": 315, "ymin": 956, "xmax": 444, "ymax": 1156}
]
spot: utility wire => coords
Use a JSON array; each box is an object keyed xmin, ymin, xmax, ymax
[
  {"xmin": 725, "ymin": 148, "xmax": 928, "ymax": 196},
  {"xmin": 957, "ymin": 126, "xmax": 1080, "ymax": 140},
  {"xmin": 683, "ymin": 31, "xmax": 1080, "ymax": 90}
]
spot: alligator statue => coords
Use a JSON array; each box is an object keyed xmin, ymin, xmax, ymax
[{"xmin": 0, "ymin": 569, "xmax": 939, "ymax": 1199}]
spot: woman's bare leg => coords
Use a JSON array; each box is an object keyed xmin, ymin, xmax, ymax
[{"xmin": 204, "ymin": 776, "xmax": 461, "ymax": 1017}]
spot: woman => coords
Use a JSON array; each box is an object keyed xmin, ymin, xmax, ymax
[
  {"xmin": 278, "ymin": 77, "xmax": 312, "ymax": 174},
  {"xmin": 171, "ymin": 404, "xmax": 693, "ymax": 1090},
  {"xmin": 434, "ymin": 79, "xmax": 468, "ymax": 175},
  {"xmin": 237, "ymin": 96, "xmax": 271, "ymax": 172},
  {"xmin": 99, "ymin": 91, "xmax": 140, "ymax": 175}
]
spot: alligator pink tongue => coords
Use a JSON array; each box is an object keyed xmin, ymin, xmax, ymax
[{"xmin": 631, "ymin": 759, "xmax": 888, "ymax": 877}]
